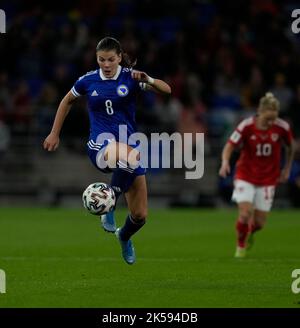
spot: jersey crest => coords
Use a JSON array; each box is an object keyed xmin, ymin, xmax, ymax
[
  {"xmin": 117, "ymin": 84, "xmax": 129, "ymax": 97},
  {"xmin": 271, "ymin": 133, "xmax": 279, "ymax": 142}
]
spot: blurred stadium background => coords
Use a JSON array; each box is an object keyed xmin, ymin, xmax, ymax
[
  {"xmin": 1, "ymin": 0, "xmax": 300, "ymax": 310},
  {"xmin": 0, "ymin": 0, "xmax": 300, "ymax": 208}
]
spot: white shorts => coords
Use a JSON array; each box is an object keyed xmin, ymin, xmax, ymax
[{"xmin": 232, "ymin": 179, "xmax": 276, "ymax": 212}]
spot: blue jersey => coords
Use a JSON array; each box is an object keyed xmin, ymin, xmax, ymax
[{"xmin": 71, "ymin": 65, "xmax": 143, "ymax": 143}]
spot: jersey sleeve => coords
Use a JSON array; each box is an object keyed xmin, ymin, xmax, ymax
[
  {"xmin": 228, "ymin": 118, "xmax": 252, "ymax": 146},
  {"xmin": 139, "ymin": 82, "xmax": 147, "ymax": 91},
  {"xmin": 228, "ymin": 126, "xmax": 244, "ymax": 146},
  {"xmin": 71, "ymin": 76, "xmax": 87, "ymax": 97},
  {"xmin": 282, "ymin": 123, "xmax": 293, "ymax": 146}
]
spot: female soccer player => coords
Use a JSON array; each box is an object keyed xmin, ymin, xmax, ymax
[
  {"xmin": 43, "ymin": 37, "xmax": 171, "ymax": 264},
  {"xmin": 219, "ymin": 92, "xmax": 294, "ymax": 258}
]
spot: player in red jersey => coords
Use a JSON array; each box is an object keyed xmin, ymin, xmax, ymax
[{"xmin": 219, "ymin": 92, "xmax": 295, "ymax": 258}]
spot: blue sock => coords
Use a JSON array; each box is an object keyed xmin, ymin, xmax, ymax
[
  {"xmin": 111, "ymin": 169, "xmax": 136, "ymax": 195},
  {"xmin": 119, "ymin": 215, "xmax": 146, "ymax": 241}
]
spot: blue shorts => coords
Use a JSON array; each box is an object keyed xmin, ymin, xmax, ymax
[{"xmin": 86, "ymin": 139, "xmax": 146, "ymax": 193}]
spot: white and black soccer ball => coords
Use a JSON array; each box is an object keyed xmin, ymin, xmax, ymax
[{"xmin": 82, "ymin": 182, "xmax": 116, "ymax": 215}]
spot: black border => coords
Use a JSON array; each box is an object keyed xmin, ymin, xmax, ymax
[{"xmin": 0, "ymin": 308, "xmax": 299, "ymax": 327}]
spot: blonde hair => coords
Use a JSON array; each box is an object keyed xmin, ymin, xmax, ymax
[{"xmin": 259, "ymin": 92, "xmax": 280, "ymax": 112}]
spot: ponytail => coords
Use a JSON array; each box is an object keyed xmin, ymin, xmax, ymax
[
  {"xmin": 259, "ymin": 92, "xmax": 280, "ymax": 112},
  {"xmin": 121, "ymin": 52, "xmax": 137, "ymax": 68}
]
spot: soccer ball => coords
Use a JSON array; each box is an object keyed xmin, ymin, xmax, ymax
[{"xmin": 82, "ymin": 182, "xmax": 116, "ymax": 215}]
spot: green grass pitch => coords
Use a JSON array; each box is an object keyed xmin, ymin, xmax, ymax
[{"xmin": 0, "ymin": 207, "xmax": 299, "ymax": 308}]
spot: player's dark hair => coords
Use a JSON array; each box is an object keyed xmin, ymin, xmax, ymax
[{"xmin": 96, "ymin": 37, "xmax": 136, "ymax": 68}]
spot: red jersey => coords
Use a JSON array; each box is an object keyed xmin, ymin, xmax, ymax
[{"xmin": 228, "ymin": 116, "xmax": 293, "ymax": 186}]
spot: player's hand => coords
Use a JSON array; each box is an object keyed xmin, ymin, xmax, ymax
[
  {"xmin": 131, "ymin": 70, "xmax": 150, "ymax": 83},
  {"xmin": 278, "ymin": 167, "xmax": 290, "ymax": 183},
  {"xmin": 219, "ymin": 160, "xmax": 230, "ymax": 178},
  {"xmin": 43, "ymin": 133, "xmax": 60, "ymax": 151}
]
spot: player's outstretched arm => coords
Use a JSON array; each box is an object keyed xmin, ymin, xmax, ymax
[
  {"xmin": 219, "ymin": 142, "xmax": 235, "ymax": 178},
  {"xmin": 131, "ymin": 70, "xmax": 171, "ymax": 95},
  {"xmin": 43, "ymin": 91, "xmax": 77, "ymax": 152}
]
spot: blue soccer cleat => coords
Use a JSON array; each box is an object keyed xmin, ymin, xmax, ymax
[
  {"xmin": 100, "ymin": 211, "xmax": 116, "ymax": 233},
  {"xmin": 115, "ymin": 228, "xmax": 136, "ymax": 265}
]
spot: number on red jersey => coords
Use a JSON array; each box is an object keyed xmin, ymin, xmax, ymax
[{"xmin": 256, "ymin": 143, "xmax": 272, "ymax": 156}]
